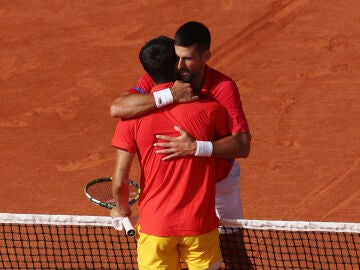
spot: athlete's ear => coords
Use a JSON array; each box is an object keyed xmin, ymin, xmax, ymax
[{"xmin": 204, "ymin": 50, "xmax": 211, "ymax": 62}]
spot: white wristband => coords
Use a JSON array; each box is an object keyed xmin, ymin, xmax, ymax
[
  {"xmin": 153, "ymin": 88, "xmax": 174, "ymax": 108},
  {"xmin": 112, "ymin": 217, "xmax": 124, "ymax": 231},
  {"xmin": 195, "ymin": 141, "xmax": 213, "ymax": 157}
]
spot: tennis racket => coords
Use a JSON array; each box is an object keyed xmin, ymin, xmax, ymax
[{"xmin": 84, "ymin": 177, "xmax": 140, "ymax": 236}]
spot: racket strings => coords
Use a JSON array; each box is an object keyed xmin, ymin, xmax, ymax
[
  {"xmin": 87, "ymin": 179, "xmax": 140, "ymax": 207},
  {"xmin": 88, "ymin": 181, "xmax": 114, "ymax": 205}
]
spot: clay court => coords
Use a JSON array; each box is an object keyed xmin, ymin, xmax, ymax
[{"xmin": 0, "ymin": 0, "xmax": 359, "ymax": 223}]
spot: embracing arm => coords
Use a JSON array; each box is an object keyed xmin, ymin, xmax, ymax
[
  {"xmin": 110, "ymin": 92, "xmax": 156, "ymax": 119},
  {"xmin": 212, "ymin": 131, "xmax": 251, "ymax": 158},
  {"xmin": 110, "ymin": 80, "xmax": 197, "ymax": 119},
  {"xmin": 155, "ymin": 127, "xmax": 251, "ymax": 160},
  {"xmin": 111, "ymin": 149, "xmax": 135, "ymax": 218}
]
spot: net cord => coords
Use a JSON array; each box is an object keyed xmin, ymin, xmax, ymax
[
  {"xmin": 220, "ymin": 218, "xmax": 360, "ymax": 233},
  {"xmin": 0, "ymin": 213, "xmax": 112, "ymax": 227},
  {"xmin": 0, "ymin": 213, "xmax": 359, "ymax": 233}
]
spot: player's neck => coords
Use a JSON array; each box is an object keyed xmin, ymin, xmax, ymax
[{"xmin": 191, "ymin": 71, "xmax": 205, "ymax": 94}]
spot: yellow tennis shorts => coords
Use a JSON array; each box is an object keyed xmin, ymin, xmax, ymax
[{"xmin": 136, "ymin": 227, "xmax": 221, "ymax": 270}]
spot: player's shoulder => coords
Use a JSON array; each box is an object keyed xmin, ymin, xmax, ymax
[
  {"xmin": 207, "ymin": 66, "xmax": 234, "ymax": 82},
  {"xmin": 137, "ymin": 73, "xmax": 154, "ymax": 92},
  {"xmin": 206, "ymin": 66, "xmax": 237, "ymax": 92}
]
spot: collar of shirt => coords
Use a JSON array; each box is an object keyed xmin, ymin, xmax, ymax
[{"xmin": 199, "ymin": 65, "xmax": 211, "ymax": 95}]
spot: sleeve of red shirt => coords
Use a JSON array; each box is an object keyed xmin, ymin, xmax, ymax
[
  {"xmin": 111, "ymin": 119, "xmax": 137, "ymax": 153},
  {"xmin": 213, "ymin": 79, "xmax": 249, "ymax": 133},
  {"xmin": 127, "ymin": 73, "xmax": 154, "ymax": 94}
]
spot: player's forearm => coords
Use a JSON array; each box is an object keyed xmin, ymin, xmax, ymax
[
  {"xmin": 110, "ymin": 81, "xmax": 195, "ymax": 119},
  {"xmin": 212, "ymin": 132, "xmax": 251, "ymax": 158},
  {"xmin": 110, "ymin": 93, "xmax": 157, "ymax": 119},
  {"xmin": 112, "ymin": 150, "xmax": 134, "ymax": 216},
  {"xmin": 112, "ymin": 174, "xmax": 131, "ymax": 216}
]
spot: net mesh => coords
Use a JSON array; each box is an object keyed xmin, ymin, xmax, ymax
[
  {"xmin": 0, "ymin": 213, "xmax": 359, "ymax": 269},
  {"xmin": 0, "ymin": 214, "xmax": 137, "ymax": 269},
  {"xmin": 219, "ymin": 219, "xmax": 360, "ymax": 269}
]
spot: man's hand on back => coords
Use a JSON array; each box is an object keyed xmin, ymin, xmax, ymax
[{"xmin": 154, "ymin": 126, "xmax": 197, "ymax": 160}]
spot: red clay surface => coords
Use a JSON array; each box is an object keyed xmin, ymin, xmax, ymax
[{"xmin": 0, "ymin": 0, "xmax": 359, "ymax": 223}]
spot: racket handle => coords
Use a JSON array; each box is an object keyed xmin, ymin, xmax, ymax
[{"xmin": 122, "ymin": 217, "xmax": 136, "ymax": 236}]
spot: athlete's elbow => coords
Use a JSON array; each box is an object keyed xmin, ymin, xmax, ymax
[
  {"xmin": 241, "ymin": 142, "xmax": 251, "ymax": 158},
  {"xmin": 241, "ymin": 146, "xmax": 250, "ymax": 158},
  {"xmin": 234, "ymin": 146, "xmax": 250, "ymax": 158},
  {"xmin": 109, "ymin": 104, "xmax": 117, "ymax": 118},
  {"xmin": 110, "ymin": 94, "xmax": 134, "ymax": 118},
  {"xmin": 110, "ymin": 103, "xmax": 123, "ymax": 118},
  {"xmin": 234, "ymin": 132, "xmax": 251, "ymax": 158}
]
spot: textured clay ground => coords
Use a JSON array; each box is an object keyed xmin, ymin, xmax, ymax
[{"xmin": 0, "ymin": 0, "xmax": 359, "ymax": 223}]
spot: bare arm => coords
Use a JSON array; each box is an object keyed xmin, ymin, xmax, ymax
[
  {"xmin": 110, "ymin": 80, "xmax": 197, "ymax": 119},
  {"xmin": 111, "ymin": 149, "xmax": 135, "ymax": 219},
  {"xmin": 110, "ymin": 92, "xmax": 156, "ymax": 119},
  {"xmin": 154, "ymin": 126, "xmax": 251, "ymax": 160},
  {"xmin": 212, "ymin": 131, "xmax": 251, "ymax": 158}
]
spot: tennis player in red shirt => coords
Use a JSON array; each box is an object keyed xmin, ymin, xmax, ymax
[
  {"xmin": 111, "ymin": 36, "xmax": 230, "ymax": 269},
  {"xmin": 110, "ymin": 22, "xmax": 251, "ymax": 222}
]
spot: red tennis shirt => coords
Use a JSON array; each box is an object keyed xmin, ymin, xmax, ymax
[{"xmin": 112, "ymin": 83, "xmax": 230, "ymax": 236}]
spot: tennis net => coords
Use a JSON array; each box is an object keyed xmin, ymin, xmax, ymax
[{"xmin": 0, "ymin": 213, "xmax": 359, "ymax": 269}]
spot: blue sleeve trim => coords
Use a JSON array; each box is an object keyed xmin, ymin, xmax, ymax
[{"xmin": 132, "ymin": 86, "xmax": 146, "ymax": 94}]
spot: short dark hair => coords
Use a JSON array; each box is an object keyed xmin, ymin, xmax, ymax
[
  {"xmin": 139, "ymin": 36, "xmax": 177, "ymax": 84},
  {"xmin": 174, "ymin": 21, "xmax": 211, "ymax": 53}
]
